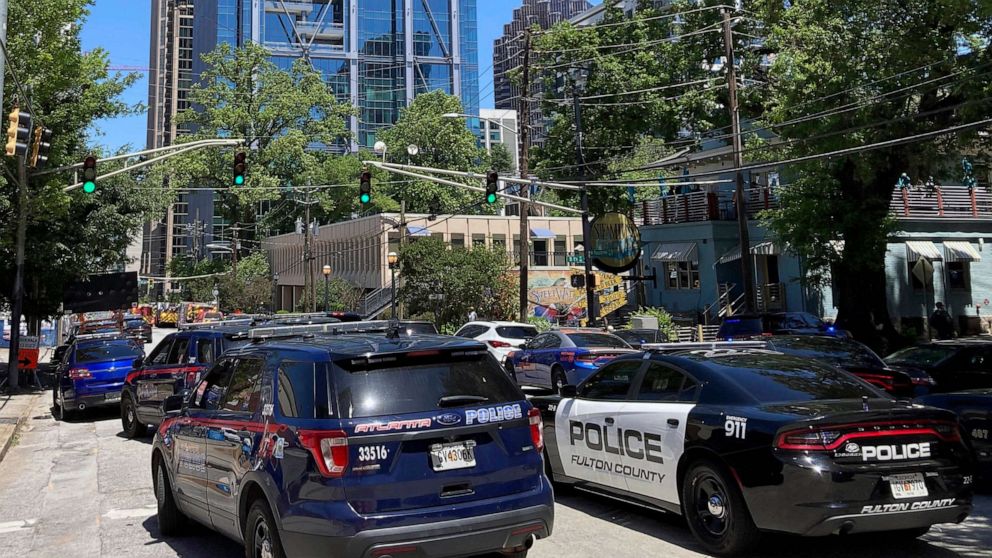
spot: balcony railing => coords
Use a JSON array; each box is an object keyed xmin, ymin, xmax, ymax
[
  {"xmin": 634, "ymin": 186, "xmax": 779, "ymax": 226},
  {"xmin": 889, "ymin": 185, "xmax": 992, "ymax": 219}
]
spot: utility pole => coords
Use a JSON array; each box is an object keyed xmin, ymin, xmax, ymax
[
  {"xmin": 0, "ymin": 0, "xmax": 8, "ymax": 115},
  {"xmin": 398, "ymin": 199, "xmax": 406, "ymax": 319},
  {"xmin": 722, "ymin": 8, "xmax": 755, "ymax": 312},
  {"xmin": 231, "ymin": 224, "xmax": 239, "ymax": 274},
  {"xmin": 304, "ymin": 188, "xmax": 313, "ymax": 313},
  {"xmin": 6, "ymin": 155, "xmax": 27, "ymax": 391},
  {"xmin": 571, "ymin": 67, "xmax": 598, "ymax": 328},
  {"xmin": 517, "ymin": 29, "xmax": 532, "ymax": 324}
]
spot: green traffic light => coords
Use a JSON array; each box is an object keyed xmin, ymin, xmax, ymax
[
  {"xmin": 234, "ymin": 175, "xmax": 245, "ymax": 186},
  {"xmin": 486, "ymin": 193, "xmax": 497, "ymax": 204},
  {"xmin": 360, "ymin": 193, "xmax": 371, "ymax": 204},
  {"xmin": 83, "ymin": 181, "xmax": 96, "ymax": 193}
]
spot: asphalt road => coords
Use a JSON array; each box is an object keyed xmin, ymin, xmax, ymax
[{"xmin": 1, "ymin": 328, "xmax": 990, "ymax": 558}]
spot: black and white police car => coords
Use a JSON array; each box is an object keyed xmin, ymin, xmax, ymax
[{"xmin": 530, "ymin": 343, "xmax": 975, "ymax": 555}]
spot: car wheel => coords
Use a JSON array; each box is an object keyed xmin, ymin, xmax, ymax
[
  {"xmin": 154, "ymin": 456, "xmax": 185, "ymax": 536},
  {"xmin": 121, "ymin": 395, "xmax": 145, "ymax": 438},
  {"xmin": 53, "ymin": 389, "xmax": 70, "ymax": 421},
  {"xmin": 245, "ymin": 500, "xmax": 285, "ymax": 558},
  {"xmin": 682, "ymin": 460, "xmax": 760, "ymax": 556},
  {"xmin": 551, "ymin": 366, "xmax": 567, "ymax": 393}
]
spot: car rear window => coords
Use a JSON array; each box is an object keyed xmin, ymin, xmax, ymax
[
  {"xmin": 332, "ymin": 354, "xmax": 523, "ymax": 418},
  {"xmin": 402, "ymin": 323, "xmax": 439, "ymax": 335},
  {"xmin": 566, "ymin": 333, "xmax": 630, "ymax": 349},
  {"xmin": 715, "ymin": 357, "xmax": 879, "ymax": 403},
  {"xmin": 718, "ymin": 318, "xmax": 764, "ymax": 337},
  {"xmin": 76, "ymin": 343, "xmax": 142, "ymax": 363},
  {"xmin": 886, "ymin": 346, "xmax": 958, "ymax": 367},
  {"xmin": 125, "ymin": 319, "xmax": 145, "ymax": 328},
  {"xmin": 222, "ymin": 336, "xmax": 250, "ymax": 352},
  {"xmin": 496, "ymin": 326, "xmax": 538, "ymax": 339},
  {"xmin": 770, "ymin": 337, "xmax": 886, "ymax": 369}
]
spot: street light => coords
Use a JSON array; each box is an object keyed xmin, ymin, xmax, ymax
[
  {"xmin": 373, "ymin": 140, "xmax": 387, "ymax": 163},
  {"xmin": 322, "ymin": 264, "xmax": 331, "ymax": 312},
  {"xmin": 387, "ymin": 251, "xmax": 399, "ymax": 319}
]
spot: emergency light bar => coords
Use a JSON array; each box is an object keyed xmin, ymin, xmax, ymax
[
  {"xmin": 179, "ymin": 318, "xmax": 254, "ymax": 331},
  {"xmin": 642, "ymin": 341, "xmax": 769, "ymax": 353},
  {"xmin": 248, "ymin": 320, "xmax": 404, "ymax": 340}
]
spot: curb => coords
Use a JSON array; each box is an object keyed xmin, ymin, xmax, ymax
[{"xmin": 0, "ymin": 393, "xmax": 41, "ymax": 465}]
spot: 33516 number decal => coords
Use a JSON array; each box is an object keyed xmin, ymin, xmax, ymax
[{"xmin": 358, "ymin": 445, "xmax": 388, "ymax": 462}]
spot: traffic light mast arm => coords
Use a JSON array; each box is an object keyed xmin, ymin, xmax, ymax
[
  {"xmin": 61, "ymin": 139, "xmax": 244, "ymax": 192},
  {"xmin": 376, "ymin": 161, "xmax": 585, "ymax": 192},
  {"xmin": 364, "ymin": 160, "xmax": 583, "ymax": 215},
  {"xmin": 33, "ymin": 138, "xmax": 242, "ymax": 178}
]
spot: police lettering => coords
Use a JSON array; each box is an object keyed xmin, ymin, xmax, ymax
[
  {"xmin": 861, "ymin": 442, "xmax": 931, "ymax": 462},
  {"xmin": 569, "ymin": 421, "xmax": 664, "ymax": 464}
]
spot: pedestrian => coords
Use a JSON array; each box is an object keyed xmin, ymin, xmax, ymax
[
  {"xmin": 467, "ymin": 307, "xmax": 478, "ymax": 322},
  {"xmin": 930, "ymin": 302, "xmax": 956, "ymax": 340}
]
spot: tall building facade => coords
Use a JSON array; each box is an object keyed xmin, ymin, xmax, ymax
[
  {"xmin": 492, "ymin": 0, "xmax": 590, "ymax": 147},
  {"xmin": 143, "ymin": 0, "xmax": 480, "ymax": 289}
]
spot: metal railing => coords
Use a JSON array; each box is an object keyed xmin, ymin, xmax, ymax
[
  {"xmin": 357, "ymin": 287, "xmax": 394, "ymax": 319},
  {"xmin": 634, "ymin": 186, "xmax": 779, "ymax": 226},
  {"xmin": 890, "ymin": 184, "xmax": 992, "ymax": 219}
]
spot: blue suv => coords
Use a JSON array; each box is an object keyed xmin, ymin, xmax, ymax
[
  {"xmin": 152, "ymin": 330, "xmax": 553, "ymax": 558},
  {"xmin": 121, "ymin": 325, "xmax": 251, "ymax": 437},
  {"xmin": 52, "ymin": 335, "xmax": 144, "ymax": 421}
]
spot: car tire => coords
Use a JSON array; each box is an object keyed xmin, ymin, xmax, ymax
[
  {"xmin": 551, "ymin": 366, "xmax": 567, "ymax": 393},
  {"xmin": 681, "ymin": 459, "xmax": 761, "ymax": 556},
  {"xmin": 244, "ymin": 500, "xmax": 285, "ymax": 558},
  {"xmin": 121, "ymin": 395, "xmax": 145, "ymax": 438},
  {"xmin": 53, "ymin": 389, "xmax": 70, "ymax": 422},
  {"xmin": 154, "ymin": 456, "xmax": 185, "ymax": 536}
]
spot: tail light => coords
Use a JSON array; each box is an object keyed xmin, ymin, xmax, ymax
[
  {"xmin": 912, "ymin": 376, "xmax": 937, "ymax": 387},
  {"xmin": 68, "ymin": 368, "xmax": 91, "ymax": 379},
  {"xmin": 575, "ymin": 354, "xmax": 599, "ymax": 363},
  {"xmin": 298, "ymin": 430, "xmax": 349, "ymax": 477},
  {"xmin": 528, "ymin": 407, "xmax": 544, "ymax": 452},
  {"xmin": 775, "ymin": 420, "xmax": 962, "ymax": 451},
  {"xmin": 488, "ymin": 340, "xmax": 511, "ymax": 348}
]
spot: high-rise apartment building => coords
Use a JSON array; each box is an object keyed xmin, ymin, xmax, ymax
[
  {"xmin": 143, "ymin": 0, "xmax": 480, "ymax": 289},
  {"xmin": 492, "ymin": 0, "xmax": 590, "ymax": 148}
]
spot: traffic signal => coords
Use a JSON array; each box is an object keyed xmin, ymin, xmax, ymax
[
  {"xmin": 485, "ymin": 169, "xmax": 498, "ymax": 204},
  {"xmin": 82, "ymin": 155, "xmax": 97, "ymax": 193},
  {"xmin": 29, "ymin": 126, "xmax": 52, "ymax": 169},
  {"xmin": 359, "ymin": 167, "xmax": 372, "ymax": 204},
  {"xmin": 233, "ymin": 151, "xmax": 246, "ymax": 186},
  {"xmin": 5, "ymin": 108, "xmax": 31, "ymax": 157}
]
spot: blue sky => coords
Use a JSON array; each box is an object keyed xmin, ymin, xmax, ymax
[{"xmin": 80, "ymin": 0, "xmax": 599, "ymax": 151}]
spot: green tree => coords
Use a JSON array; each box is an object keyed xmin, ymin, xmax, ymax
[
  {"xmin": 398, "ymin": 238, "xmax": 517, "ymax": 329},
  {"xmin": 486, "ymin": 142, "xmax": 515, "ymax": 174},
  {"xmin": 754, "ymin": 0, "xmax": 991, "ymax": 348},
  {"xmin": 0, "ymin": 0, "xmax": 162, "ymax": 321},
  {"xmin": 218, "ymin": 252, "xmax": 272, "ymax": 313},
  {"xmin": 314, "ymin": 276, "xmax": 364, "ymax": 312},
  {"xmin": 167, "ymin": 256, "xmax": 226, "ymax": 303},
  {"xmin": 167, "ymin": 43, "xmax": 357, "ymax": 235},
  {"xmin": 377, "ymin": 91, "xmax": 493, "ymax": 213}
]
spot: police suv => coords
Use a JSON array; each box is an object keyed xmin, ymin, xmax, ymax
[
  {"xmin": 152, "ymin": 323, "xmax": 553, "ymax": 558},
  {"xmin": 531, "ymin": 343, "xmax": 974, "ymax": 556}
]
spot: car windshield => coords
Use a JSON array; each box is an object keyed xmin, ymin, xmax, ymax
[
  {"xmin": 716, "ymin": 356, "xmax": 879, "ymax": 403},
  {"xmin": 124, "ymin": 319, "xmax": 145, "ymax": 328},
  {"xmin": 616, "ymin": 330, "xmax": 659, "ymax": 344},
  {"xmin": 495, "ymin": 326, "xmax": 538, "ymax": 339},
  {"xmin": 886, "ymin": 345, "xmax": 959, "ymax": 367},
  {"xmin": 566, "ymin": 333, "xmax": 630, "ymax": 349},
  {"xmin": 76, "ymin": 343, "xmax": 142, "ymax": 363},
  {"xmin": 719, "ymin": 317, "xmax": 764, "ymax": 337},
  {"xmin": 332, "ymin": 354, "xmax": 522, "ymax": 418},
  {"xmin": 402, "ymin": 323, "xmax": 438, "ymax": 335},
  {"xmin": 770, "ymin": 337, "xmax": 886, "ymax": 369}
]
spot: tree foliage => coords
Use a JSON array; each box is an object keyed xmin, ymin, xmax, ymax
[{"xmin": 398, "ymin": 238, "xmax": 517, "ymax": 329}]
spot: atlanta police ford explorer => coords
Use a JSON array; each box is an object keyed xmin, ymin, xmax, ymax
[{"xmin": 531, "ymin": 348, "xmax": 974, "ymax": 556}]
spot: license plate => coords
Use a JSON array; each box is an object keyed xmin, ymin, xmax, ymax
[
  {"xmin": 104, "ymin": 392, "xmax": 121, "ymax": 402},
  {"xmin": 429, "ymin": 441, "xmax": 477, "ymax": 471},
  {"xmin": 889, "ymin": 473, "xmax": 928, "ymax": 499}
]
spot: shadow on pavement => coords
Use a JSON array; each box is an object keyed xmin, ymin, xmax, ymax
[
  {"xmin": 115, "ymin": 429, "xmax": 154, "ymax": 444},
  {"xmin": 141, "ymin": 515, "xmax": 241, "ymax": 557},
  {"xmin": 555, "ymin": 489, "xmax": 990, "ymax": 558}
]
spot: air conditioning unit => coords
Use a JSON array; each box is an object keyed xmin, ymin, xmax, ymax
[{"xmin": 631, "ymin": 316, "xmax": 658, "ymax": 330}]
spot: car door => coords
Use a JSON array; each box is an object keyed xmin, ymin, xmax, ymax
[
  {"xmin": 953, "ymin": 347, "xmax": 992, "ymax": 391},
  {"xmin": 205, "ymin": 356, "xmax": 265, "ymax": 539},
  {"xmin": 554, "ymin": 359, "xmax": 643, "ymax": 493},
  {"xmin": 171, "ymin": 358, "xmax": 236, "ymax": 524},
  {"xmin": 517, "ymin": 334, "xmax": 547, "ymax": 384},
  {"xmin": 620, "ymin": 361, "xmax": 700, "ymax": 505},
  {"xmin": 132, "ymin": 336, "xmax": 175, "ymax": 422},
  {"xmin": 532, "ymin": 334, "xmax": 563, "ymax": 389}
]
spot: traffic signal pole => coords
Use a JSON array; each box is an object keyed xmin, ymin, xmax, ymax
[
  {"xmin": 517, "ymin": 29, "xmax": 532, "ymax": 324},
  {"xmin": 571, "ymin": 71, "xmax": 598, "ymax": 328},
  {"xmin": 6, "ymin": 155, "xmax": 27, "ymax": 391}
]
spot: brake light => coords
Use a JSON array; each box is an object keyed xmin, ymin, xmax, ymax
[
  {"xmin": 912, "ymin": 376, "xmax": 937, "ymax": 386},
  {"xmin": 488, "ymin": 340, "xmax": 511, "ymax": 348},
  {"xmin": 528, "ymin": 407, "xmax": 544, "ymax": 452},
  {"xmin": 576, "ymin": 354, "xmax": 598, "ymax": 362},
  {"xmin": 68, "ymin": 368, "xmax": 91, "ymax": 379},
  {"xmin": 775, "ymin": 420, "xmax": 962, "ymax": 451},
  {"xmin": 298, "ymin": 430, "xmax": 349, "ymax": 477}
]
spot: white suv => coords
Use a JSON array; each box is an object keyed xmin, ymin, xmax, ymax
[{"xmin": 454, "ymin": 321, "xmax": 539, "ymax": 364}]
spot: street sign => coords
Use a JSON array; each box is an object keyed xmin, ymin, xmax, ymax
[
  {"xmin": 566, "ymin": 255, "xmax": 584, "ymax": 264},
  {"xmin": 18, "ymin": 335, "xmax": 39, "ymax": 369},
  {"xmin": 912, "ymin": 258, "xmax": 934, "ymax": 287}
]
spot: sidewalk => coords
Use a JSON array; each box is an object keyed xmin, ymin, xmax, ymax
[{"xmin": 0, "ymin": 390, "xmax": 42, "ymax": 464}]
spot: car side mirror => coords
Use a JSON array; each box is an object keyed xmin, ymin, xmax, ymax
[
  {"xmin": 133, "ymin": 357, "xmax": 144, "ymax": 369},
  {"xmin": 163, "ymin": 394, "xmax": 185, "ymax": 415},
  {"xmin": 559, "ymin": 384, "xmax": 578, "ymax": 398}
]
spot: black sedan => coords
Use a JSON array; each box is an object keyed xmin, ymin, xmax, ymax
[
  {"xmin": 532, "ymin": 349, "xmax": 974, "ymax": 555},
  {"xmin": 123, "ymin": 315, "xmax": 153, "ymax": 343},
  {"xmin": 915, "ymin": 389, "xmax": 992, "ymax": 479},
  {"xmin": 886, "ymin": 339, "xmax": 992, "ymax": 393}
]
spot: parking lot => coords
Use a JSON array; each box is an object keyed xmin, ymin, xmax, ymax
[{"xmin": 0, "ymin": 395, "xmax": 990, "ymax": 558}]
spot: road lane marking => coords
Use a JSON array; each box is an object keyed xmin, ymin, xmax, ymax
[
  {"xmin": 103, "ymin": 506, "xmax": 157, "ymax": 520},
  {"xmin": 0, "ymin": 519, "xmax": 37, "ymax": 534}
]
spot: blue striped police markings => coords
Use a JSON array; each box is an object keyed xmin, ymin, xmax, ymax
[{"xmin": 555, "ymin": 398, "xmax": 693, "ymax": 505}]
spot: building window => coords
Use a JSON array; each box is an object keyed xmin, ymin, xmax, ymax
[
  {"xmin": 492, "ymin": 234, "xmax": 506, "ymax": 251},
  {"xmin": 451, "ymin": 233, "xmax": 465, "ymax": 250},
  {"xmin": 533, "ymin": 240, "xmax": 548, "ymax": 267},
  {"xmin": 907, "ymin": 261, "xmax": 929, "ymax": 290},
  {"xmin": 948, "ymin": 262, "xmax": 970, "ymax": 290},
  {"xmin": 472, "ymin": 234, "xmax": 486, "ymax": 247},
  {"xmin": 555, "ymin": 236, "xmax": 567, "ymax": 266},
  {"xmin": 665, "ymin": 261, "xmax": 700, "ymax": 290}
]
